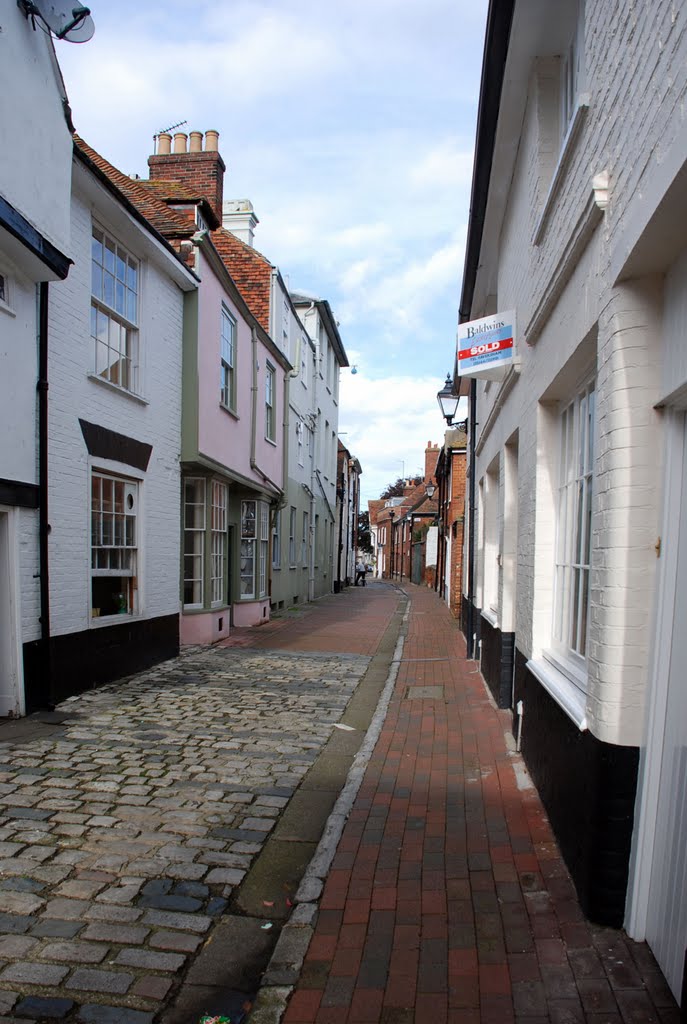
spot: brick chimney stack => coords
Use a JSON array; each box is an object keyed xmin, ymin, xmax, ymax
[
  {"xmin": 425, "ymin": 441, "xmax": 440, "ymax": 484},
  {"xmin": 148, "ymin": 129, "xmax": 226, "ymax": 222}
]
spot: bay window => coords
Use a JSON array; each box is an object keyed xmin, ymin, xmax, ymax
[
  {"xmin": 183, "ymin": 478, "xmax": 205, "ymax": 607},
  {"xmin": 211, "ymin": 481, "xmax": 228, "ymax": 606}
]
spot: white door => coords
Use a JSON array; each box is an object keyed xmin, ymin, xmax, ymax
[{"xmin": 645, "ymin": 414, "xmax": 687, "ymax": 1003}]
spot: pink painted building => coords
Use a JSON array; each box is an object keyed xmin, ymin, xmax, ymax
[{"xmin": 139, "ymin": 130, "xmax": 291, "ymax": 640}]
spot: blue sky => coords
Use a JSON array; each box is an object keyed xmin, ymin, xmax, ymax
[{"xmin": 57, "ymin": 0, "xmax": 484, "ymax": 505}]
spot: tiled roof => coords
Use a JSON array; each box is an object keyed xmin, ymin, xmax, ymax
[
  {"xmin": 211, "ymin": 227, "xmax": 273, "ymax": 331},
  {"xmin": 73, "ymin": 136, "xmax": 194, "ymax": 238},
  {"xmin": 368, "ymin": 500, "xmax": 385, "ymax": 523}
]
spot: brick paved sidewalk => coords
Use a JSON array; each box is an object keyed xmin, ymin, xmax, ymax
[
  {"xmin": 278, "ymin": 584, "xmax": 679, "ymax": 1024},
  {"xmin": 220, "ymin": 581, "xmax": 399, "ymax": 658}
]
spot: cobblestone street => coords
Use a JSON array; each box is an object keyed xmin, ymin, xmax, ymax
[{"xmin": 0, "ymin": 586, "xmax": 402, "ymax": 1023}]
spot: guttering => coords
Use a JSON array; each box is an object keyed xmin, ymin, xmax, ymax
[
  {"xmin": 0, "ymin": 196, "xmax": 71, "ymax": 281},
  {"xmin": 458, "ymin": 0, "xmax": 515, "ymax": 325},
  {"xmin": 458, "ymin": 0, "xmax": 515, "ymax": 657}
]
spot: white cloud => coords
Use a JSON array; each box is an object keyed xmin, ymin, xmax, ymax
[
  {"xmin": 56, "ymin": 0, "xmax": 486, "ymax": 405},
  {"xmin": 338, "ymin": 372, "xmax": 462, "ymax": 506},
  {"xmin": 409, "ymin": 140, "xmax": 474, "ymax": 191}
]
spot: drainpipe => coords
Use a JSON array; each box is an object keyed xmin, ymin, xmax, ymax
[
  {"xmin": 37, "ymin": 282, "xmax": 53, "ymax": 709},
  {"xmin": 466, "ymin": 378, "xmax": 477, "ymax": 657}
]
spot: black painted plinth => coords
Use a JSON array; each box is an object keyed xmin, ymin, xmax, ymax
[
  {"xmin": 513, "ymin": 649, "xmax": 639, "ymax": 927},
  {"xmin": 461, "ymin": 597, "xmax": 482, "ymax": 659},
  {"xmin": 23, "ymin": 614, "xmax": 179, "ymax": 711},
  {"xmin": 480, "ymin": 614, "xmax": 515, "ymax": 708}
]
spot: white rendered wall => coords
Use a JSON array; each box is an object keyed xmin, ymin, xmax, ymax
[
  {"xmin": 0, "ymin": 7, "xmax": 72, "ymax": 256},
  {"xmin": 467, "ymin": 0, "xmax": 687, "ymax": 745},
  {"xmin": 47, "ymin": 171, "xmax": 185, "ymax": 637}
]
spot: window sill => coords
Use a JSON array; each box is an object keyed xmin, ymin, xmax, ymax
[
  {"xmin": 90, "ymin": 612, "xmax": 139, "ymax": 628},
  {"xmin": 481, "ymin": 608, "xmax": 498, "ymax": 628},
  {"xmin": 220, "ymin": 403, "xmax": 239, "ymax": 420},
  {"xmin": 527, "ymin": 654, "xmax": 588, "ymax": 730},
  {"xmin": 265, "ymin": 436, "xmax": 277, "ymax": 447},
  {"xmin": 88, "ymin": 374, "xmax": 148, "ymax": 405},
  {"xmin": 0, "ymin": 299, "xmax": 16, "ymax": 319}
]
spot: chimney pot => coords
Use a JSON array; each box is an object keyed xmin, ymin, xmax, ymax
[
  {"xmin": 173, "ymin": 132, "xmax": 188, "ymax": 154},
  {"xmin": 205, "ymin": 129, "xmax": 219, "ymax": 152},
  {"xmin": 189, "ymin": 131, "xmax": 202, "ymax": 153},
  {"xmin": 157, "ymin": 132, "xmax": 172, "ymax": 155}
]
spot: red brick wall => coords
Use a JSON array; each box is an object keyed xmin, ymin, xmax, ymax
[
  {"xmin": 148, "ymin": 151, "xmax": 226, "ymax": 222},
  {"xmin": 448, "ymin": 450, "xmax": 467, "ymax": 617}
]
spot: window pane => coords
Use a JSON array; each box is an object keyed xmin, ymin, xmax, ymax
[
  {"xmin": 92, "ymin": 230, "xmax": 103, "ymax": 263},
  {"xmin": 91, "ymin": 262, "xmax": 102, "ymax": 299}
]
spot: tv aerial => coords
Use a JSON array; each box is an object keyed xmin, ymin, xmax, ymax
[{"xmin": 17, "ymin": 0, "xmax": 96, "ymax": 43}]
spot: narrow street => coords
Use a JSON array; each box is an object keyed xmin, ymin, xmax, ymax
[{"xmin": 0, "ymin": 582, "xmax": 677, "ymax": 1023}]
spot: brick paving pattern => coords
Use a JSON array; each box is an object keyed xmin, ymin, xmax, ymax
[
  {"xmin": 0, "ymin": 587, "xmax": 400, "ymax": 1022},
  {"xmin": 280, "ymin": 584, "xmax": 680, "ymax": 1024}
]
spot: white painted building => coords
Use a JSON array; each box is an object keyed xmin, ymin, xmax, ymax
[
  {"xmin": 460, "ymin": 0, "xmax": 687, "ymax": 1002},
  {"xmin": 291, "ymin": 294, "xmax": 349, "ymax": 601},
  {"xmin": 42, "ymin": 140, "xmax": 196, "ymax": 702},
  {"xmin": 0, "ymin": 5, "xmax": 73, "ymax": 714}
]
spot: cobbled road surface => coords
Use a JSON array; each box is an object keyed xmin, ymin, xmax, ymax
[{"xmin": 0, "ymin": 644, "xmax": 370, "ymax": 1023}]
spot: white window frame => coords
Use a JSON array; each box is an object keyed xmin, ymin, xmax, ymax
[
  {"xmin": 183, "ymin": 477, "xmax": 206, "ymax": 609},
  {"xmin": 90, "ymin": 470, "xmax": 138, "ymax": 619},
  {"xmin": 240, "ymin": 500, "xmax": 257, "ymax": 599},
  {"xmin": 297, "ymin": 421, "xmax": 304, "ymax": 467},
  {"xmin": 302, "ymin": 510, "xmax": 309, "ymax": 566},
  {"xmin": 0, "ymin": 267, "xmax": 14, "ymax": 317},
  {"xmin": 265, "ymin": 363, "xmax": 276, "ymax": 441},
  {"xmin": 220, "ymin": 306, "xmax": 236, "ymax": 411},
  {"xmin": 289, "ymin": 506, "xmax": 297, "ymax": 567},
  {"xmin": 259, "ymin": 502, "xmax": 269, "ymax": 598},
  {"xmin": 91, "ymin": 225, "xmax": 140, "ymax": 395},
  {"xmin": 300, "ymin": 338, "xmax": 308, "ymax": 387},
  {"xmin": 272, "ymin": 509, "xmax": 281, "ymax": 569},
  {"xmin": 549, "ymin": 379, "xmax": 595, "ymax": 681},
  {"xmin": 210, "ymin": 481, "xmax": 228, "ymax": 607},
  {"xmin": 560, "ymin": 3, "xmax": 584, "ymax": 143}
]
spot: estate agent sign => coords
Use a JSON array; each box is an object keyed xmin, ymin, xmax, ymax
[{"xmin": 457, "ymin": 310, "xmax": 517, "ymax": 381}]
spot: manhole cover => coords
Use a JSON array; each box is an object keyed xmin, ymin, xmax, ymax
[{"xmin": 405, "ymin": 686, "xmax": 445, "ymax": 699}]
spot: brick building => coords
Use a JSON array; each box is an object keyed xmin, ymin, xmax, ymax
[
  {"xmin": 459, "ymin": 0, "xmax": 687, "ymax": 1001},
  {"xmin": 370, "ymin": 443, "xmax": 440, "ymax": 583},
  {"xmin": 434, "ymin": 427, "xmax": 467, "ymax": 619}
]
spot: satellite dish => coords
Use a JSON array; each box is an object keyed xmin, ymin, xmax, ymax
[{"xmin": 26, "ymin": 0, "xmax": 95, "ymax": 42}]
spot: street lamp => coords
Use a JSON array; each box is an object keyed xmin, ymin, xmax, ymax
[
  {"xmin": 425, "ymin": 482, "xmax": 436, "ymax": 499},
  {"xmin": 437, "ymin": 373, "xmax": 460, "ymax": 426}
]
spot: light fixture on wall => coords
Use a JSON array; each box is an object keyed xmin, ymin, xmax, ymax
[
  {"xmin": 425, "ymin": 482, "xmax": 436, "ymax": 499},
  {"xmin": 437, "ymin": 373, "xmax": 460, "ymax": 426}
]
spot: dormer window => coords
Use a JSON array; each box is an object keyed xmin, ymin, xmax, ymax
[{"xmin": 196, "ymin": 207, "xmax": 209, "ymax": 232}]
